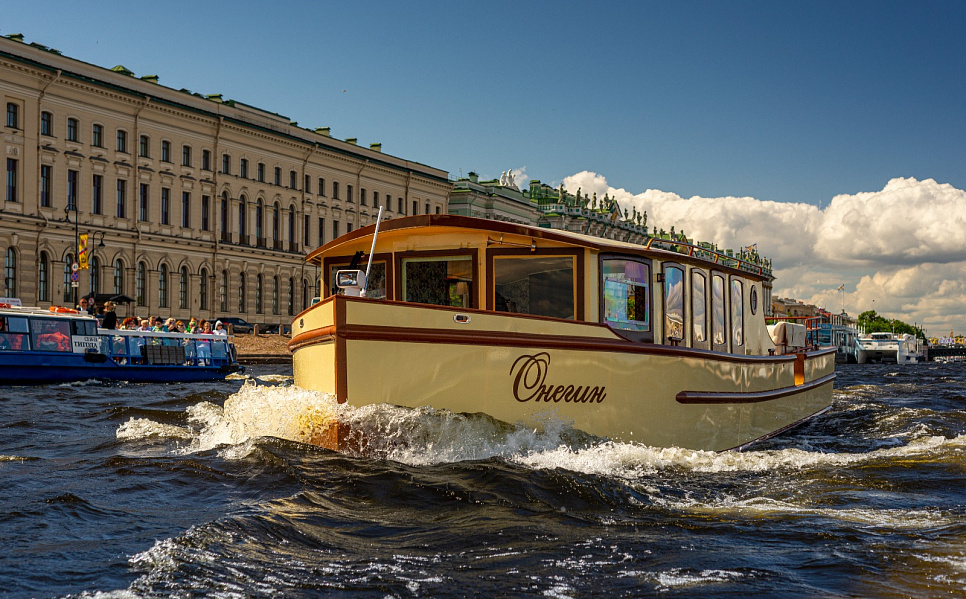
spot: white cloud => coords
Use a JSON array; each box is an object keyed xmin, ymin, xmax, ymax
[{"xmin": 559, "ymin": 173, "xmax": 966, "ymax": 336}]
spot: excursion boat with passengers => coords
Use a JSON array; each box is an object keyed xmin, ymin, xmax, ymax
[
  {"xmin": 289, "ymin": 214, "xmax": 835, "ymax": 452},
  {"xmin": 0, "ymin": 302, "xmax": 241, "ymax": 384}
]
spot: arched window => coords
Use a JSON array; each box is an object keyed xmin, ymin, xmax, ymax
[
  {"xmin": 113, "ymin": 259, "xmax": 124, "ymax": 295},
  {"xmin": 221, "ymin": 192, "xmax": 230, "ymax": 240},
  {"xmin": 239, "ymin": 196, "xmax": 247, "ymax": 243},
  {"xmin": 39, "ymin": 252, "xmax": 49, "ymax": 302},
  {"xmin": 63, "ymin": 253, "xmax": 74, "ymax": 303},
  {"xmin": 238, "ymin": 272, "xmax": 246, "ymax": 313},
  {"xmin": 220, "ymin": 270, "xmax": 228, "ymax": 312},
  {"xmin": 136, "ymin": 262, "xmax": 147, "ymax": 307},
  {"xmin": 88, "ymin": 256, "xmax": 100, "ymax": 296},
  {"xmin": 255, "ymin": 274, "xmax": 263, "ymax": 314},
  {"xmin": 4, "ymin": 247, "xmax": 16, "ymax": 298},
  {"xmin": 272, "ymin": 275, "xmax": 279, "ymax": 315},
  {"xmin": 199, "ymin": 268, "xmax": 209, "ymax": 311},
  {"xmin": 288, "ymin": 206, "xmax": 296, "ymax": 249},
  {"xmin": 272, "ymin": 203, "xmax": 280, "ymax": 246},
  {"xmin": 159, "ymin": 264, "xmax": 169, "ymax": 308},
  {"xmin": 179, "ymin": 266, "xmax": 189, "ymax": 309},
  {"xmin": 255, "ymin": 199, "xmax": 264, "ymax": 245},
  {"xmin": 288, "ymin": 277, "xmax": 295, "ymax": 316}
]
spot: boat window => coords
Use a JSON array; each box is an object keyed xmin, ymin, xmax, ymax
[
  {"xmin": 750, "ymin": 285, "xmax": 758, "ymax": 315},
  {"xmin": 0, "ymin": 316, "xmax": 28, "ymax": 350},
  {"xmin": 691, "ymin": 270, "xmax": 707, "ymax": 344},
  {"xmin": 70, "ymin": 319, "xmax": 97, "ymax": 337},
  {"xmin": 29, "ymin": 318, "xmax": 72, "ymax": 352},
  {"xmin": 328, "ymin": 261, "xmax": 387, "ymax": 299},
  {"xmin": 712, "ymin": 273, "xmax": 726, "ymax": 347},
  {"xmin": 664, "ymin": 265, "xmax": 685, "ymax": 342},
  {"xmin": 401, "ymin": 255, "xmax": 473, "ymax": 308},
  {"xmin": 731, "ymin": 279, "xmax": 744, "ymax": 347},
  {"xmin": 601, "ymin": 258, "xmax": 650, "ymax": 333},
  {"xmin": 493, "ymin": 255, "xmax": 575, "ymax": 319}
]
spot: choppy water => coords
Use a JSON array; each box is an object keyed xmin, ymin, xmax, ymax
[{"xmin": 1, "ymin": 363, "xmax": 965, "ymax": 598}]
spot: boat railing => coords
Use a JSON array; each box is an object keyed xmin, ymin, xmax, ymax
[
  {"xmin": 97, "ymin": 328, "xmax": 236, "ymax": 367},
  {"xmin": 642, "ymin": 236, "xmax": 769, "ymax": 276}
]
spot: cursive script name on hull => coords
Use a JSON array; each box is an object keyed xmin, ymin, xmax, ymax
[{"xmin": 509, "ymin": 352, "xmax": 606, "ymax": 404}]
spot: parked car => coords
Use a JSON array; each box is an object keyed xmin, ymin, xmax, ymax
[
  {"xmin": 214, "ymin": 317, "xmax": 253, "ymax": 334},
  {"xmin": 258, "ymin": 323, "xmax": 281, "ymax": 334}
]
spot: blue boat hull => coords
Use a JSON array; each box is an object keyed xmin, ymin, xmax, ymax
[{"xmin": 0, "ymin": 351, "xmax": 241, "ymax": 384}]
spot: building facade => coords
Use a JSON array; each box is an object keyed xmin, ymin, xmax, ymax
[{"xmin": 0, "ymin": 34, "xmax": 451, "ymax": 324}]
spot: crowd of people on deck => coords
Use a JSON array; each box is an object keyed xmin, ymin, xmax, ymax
[{"xmin": 78, "ymin": 296, "xmax": 227, "ymax": 336}]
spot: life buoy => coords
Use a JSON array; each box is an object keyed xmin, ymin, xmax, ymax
[{"xmin": 49, "ymin": 306, "xmax": 79, "ymax": 314}]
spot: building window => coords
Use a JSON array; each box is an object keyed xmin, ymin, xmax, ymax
[
  {"xmin": 257, "ymin": 162, "xmax": 265, "ymax": 182},
  {"xmin": 182, "ymin": 144, "xmax": 192, "ymax": 167},
  {"xmin": 273, "ymin": 167, "xmax": 281, "ymax": 186},
  {"xmin": 436, "ymin": 206, "xmax": 441, "ymax": 214},
  {"xmin": 113, "ymin": 259, "xmax": 124, "ymax": 295},
  {"xmin": 5, "ymin": 159, "xmax": 17, "ymax": 203},
  {"xmin": 272, "ymin": 203, "xmax": 280, "ymax": 245},
  {"xmin": 88, "ymin": 256, "xmax": 100, "ymax": 295},
  {"xmin": 373, "ymin": 191, "xmax": 379, "ymax": 208},
  {"xmin": 289, "ymin": 170, "xmax": 297, "ymax": 189},
  {"xmin": 255, "ymin": 200, "xmax": 264, "ymax": 245},
  {"xmin": 40, "ymin": 111, "xmax": 52, "ymax": 136},
  {"xmin": 333, "ymin": 220, "xmax": 339, "ymax": 239},
  {"xmin": 305, "ymin": 174, "xmax": 311, "ymax": 194},
  {"xmin": 139, "ymin": 183, "xmax": 149, "ymax": 221},
  {"xmin": 302, "ymin": 279, "xmax": 308, "ymax": 312},
  {"xmin": 179, "ymin": 266, "xmax": 189, "ymax": 310},
  {"xmin": 255, "ymin": 274, "xmax": 263, "ymax": 314},
  {"xmin": 318, "ymin": 217, "xmax": 324, "ymax": 245},
  {"xmin": 161, "ymin": 188, "xmax": 170, "ymax": 225},
  {"xmin": 304, "ymin": 214, "xmax": 311, "ymax": 246},
  {"xmin": 139, "ymin": 135, "xmax": 149, "ymax": 158},
  {"xmin": 272, "ymin": 276, "xmax": 279, "ymax": 315},
  {"xmin": 39, "ymin": 252, "xmax": 49, "ymax": 302},
  {"xmin": 40, "ymin": 165, "xmax": 52, "ymax": 208},
  {"xmin": 238, "ymin": 272, "xmax": 246, "ymax": 313},
  {"xmin": 202, "ymin": 149, "xmax": 211, "ymax": 171},
  {"xmin": 221, "ymin": 154, "xmax": 231, "ymax": 175},
  {"xmin": 239, "ymin": 197, "xmax": 247, "ymax": 241},
  {"xmin": 158, "ymin": 264, "xmax": 169, "ymax": 308},
  {"xmin": 4, "ymin": 247, "xmax": 17, "ymax": 298},
  {"xmin": 220, "ymin": 193, "xmax": 229, "ymax": 239},
  {"xmin": 220, "ymin": 270, "xmax": 228, "ymax": 312},
  {"xmin": 398, "ymin": 197, "xmax": 404, "ymax": 214},
  {"xmin": 347, "ymin": 185, "xmax": 353, "ymax": 203},
  {"xmin": 413, "ymin": 200, "xmax": 418, "ymax": 215},
  {"xmin": 240, "ymin": 158, "xmax": 249, "ymax": 179},
  {"xmin": 63, "ymin": 254, "xmax": 74, "ymax": 303},
  {"xmin": 92, "ymin": 124, "xmax": 103, "ymax": 147},
  {"xmin": 201, "ymin": 195, "xmax": 210, "ymax": 231},
  {"xmin": 288, "ymin": 277, "xmax": 295, "ymax": 316},
  {"xmin": 67, "ymin": 118, "xmax": 78, "ymax": 142},
  {"xmin": 199, "ymin": 268, "xmax": 209, "ymax": 310},
  {"xmin": 6, "ymin": 103, "xmax": 18, "ymax": 129},
  {"xmin": 136, "ymin": 262, "xmax": 146, "ymax": 307},
  {"xmin": 161, "ymin": 140, "xmax": 171, "ymax": 163},
  {"xmin": 92, "ymin": 174, "xmax": 103, "ymax": 215},
  {"xmin": 67, "ymin": 169, "xmax": 78, "ymax": 210},
  {"xmin": 360, "ymin": 188, "xmax": 367, "ymax": 206},
  {"xmin": 333, "ymin": 181, "xmax": 340, "ymax": 200},
  {"xmin": 288, "ymin": 207, "xmax": 296, "ymax": 248},
  {"xmin": 116, "ymin": 179, "xmax": 127, "ymax": 218},
  {"xmin": 116, "ymin": 130, "xmax": 127, "ymax": 153},
  {"xmin": 346, "ymin": 223, "xmax": 353, "ymax": 233},
  {"xmin": 182, "ymin": 192, "xmax": 191, "ymax": 228},
  {"xmin": 318, "ymin": 177, "xmax": 325, "ymax": 196}
]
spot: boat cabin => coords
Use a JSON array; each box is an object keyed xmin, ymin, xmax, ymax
[{"xmin": 307, "ymin": 215, "xmax": 777, "ymax": 357}]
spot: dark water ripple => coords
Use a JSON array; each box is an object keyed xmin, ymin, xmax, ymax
[{"xmin": 1, "ymin": 364, "xmax": 965, "ymax": 597}]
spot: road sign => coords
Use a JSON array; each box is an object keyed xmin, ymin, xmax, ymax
[
  {"xmin": 70, "ymin": 272, "xmax": 79, "ymax": 282},
  {"xmin": 71, "ymin": 262, "xmax": 79, "ymax": 272}
]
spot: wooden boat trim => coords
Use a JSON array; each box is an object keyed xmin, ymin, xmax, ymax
[{"xmin": 676, "ymin": 372, "xmax": 836, "ymax": 404}]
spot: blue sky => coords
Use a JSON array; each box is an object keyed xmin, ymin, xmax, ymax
[
  {"xmin": 5, "ymin": 1, "xmax": 966, "ymax": 333},
  {"xmin": 6, "ymin": 1, "xmax": 964, "ymax": 204}
]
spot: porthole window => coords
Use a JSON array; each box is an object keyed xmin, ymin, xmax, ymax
[{"xmin": 750, "ymin": 285, "xmax": 758, "ymax": 315}]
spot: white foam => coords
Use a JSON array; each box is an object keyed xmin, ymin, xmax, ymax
[{"xmin": 116, "ymin": 418, "xmax": 194, "ymax": 441}]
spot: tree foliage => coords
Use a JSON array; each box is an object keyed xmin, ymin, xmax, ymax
[{"xmin": 857, "ymin": 310, "xmax": 925, "ymax": 340}]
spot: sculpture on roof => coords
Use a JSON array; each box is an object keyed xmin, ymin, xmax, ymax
[{"xmin": 499, "ymin": 169, "xmax": 519, "ymax": 191}]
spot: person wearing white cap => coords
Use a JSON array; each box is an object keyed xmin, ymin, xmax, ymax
[{"xmin": 214, "ymin": 320, "xmax": 228, "ymax": 336}]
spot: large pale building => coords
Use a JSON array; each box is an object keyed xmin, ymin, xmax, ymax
[{"xmin": 0, "ymin": 33, "xmax": 451, "ymax": 324}]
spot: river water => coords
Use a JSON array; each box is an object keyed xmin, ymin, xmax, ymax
[{"xmin": 1, "ymin": 362, "xmax": 964, "ymax": 598}]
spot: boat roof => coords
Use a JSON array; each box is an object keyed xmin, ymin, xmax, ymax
[{"xmin": 305, "ymin": 214, "xmax": 772, "ymax": 280}]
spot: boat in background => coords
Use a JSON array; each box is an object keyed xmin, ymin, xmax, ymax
[
  {"xmin": 289, "ymin": 215, "xmax": 835, "ymax": 453},
  {"xmin": 856, "ymin": 332, "xmax": 900, "ymax": 364},
  {"xmin": 897, "ymin": 334, "xmax": 924, "ymax": 363},
  {"xmin": 0, "ymin": 303, "xmax": 241, "ymax": 384}
]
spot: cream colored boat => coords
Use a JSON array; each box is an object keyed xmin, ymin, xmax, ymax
[{"xmin": 289, "ymin": 215, "xmax": 835, "ymax": 452}]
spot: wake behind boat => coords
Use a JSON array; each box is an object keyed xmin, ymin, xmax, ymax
[
  {"xmin": 288, "ymin": 215, "xmax": 835, "ymax": 452},
  {"xmin": 0, "ymin": 304, "xmax": 241, "ymax": 384}
]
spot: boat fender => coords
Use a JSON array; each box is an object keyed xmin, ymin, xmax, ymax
[{"xmin": 82, "ymin": 351, "xmax": 108, "ymax": 363}]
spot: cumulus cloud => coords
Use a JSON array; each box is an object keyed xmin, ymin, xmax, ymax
[{"xmin": 558, "ymin": 172, "xmax": 966, "ymax": 336}]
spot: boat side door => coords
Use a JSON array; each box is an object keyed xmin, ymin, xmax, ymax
[{"xmin": 710, "ymin": 270, "xmax": 728, "ymax": 353}]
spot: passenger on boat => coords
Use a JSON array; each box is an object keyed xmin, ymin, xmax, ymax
[
  {"xmin": 214, "ymin": 321, "xmax": 227, "ymax": 336},
  {"xmin": 101, "ymin": 302, "xmax": 117, "ymax": 330},
  {"xmin": 79, "ymin": 297, "xmax": 96, "ymax": 317}
]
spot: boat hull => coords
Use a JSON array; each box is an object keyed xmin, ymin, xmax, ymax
[
  {"xmin": 291, "ymin": 296, "xmax": 835, "ymax": 452},
  {"xmin": 0, "ymin": 351, "xmax": 239, "ymax": 384}
]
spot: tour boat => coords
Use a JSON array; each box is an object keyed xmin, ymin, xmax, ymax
[
  {"xmin": 856, "ymin": 332, "xmax": 900, "ymax": 364},
  {"xmin": 289, "ymin": 215, "xmax": 835, "ymax": 452},
  {"xmin": 0, "ymin": 304, "xmax": 241, "ymax": 384}
]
